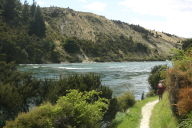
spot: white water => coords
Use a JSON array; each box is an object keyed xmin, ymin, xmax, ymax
[{"xmin": 19, "ymin": 61, "xmax": 171, "ymax": 99}]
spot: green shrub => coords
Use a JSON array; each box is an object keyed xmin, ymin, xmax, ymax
[
  {"xmin": 0, "ymin": 62, "xmax": 44, "ymax": 127},
  {"xmin": 62, "ymin": 38, "xmax": 80, "ymax": 54},
  {"xmin": 178, "ymin": 112, "xmax": 192, "ymax": 128},
  {"xmin": 4, "ymin": 103, "xmax": 54, "ymax": 128},
  {"xmin": 182, "ymin": 39, "xmax": 192, "ymax": 50},
  {"xmin": 146, "ymin": 90, "xmax": 156, "ymax": 97},
  {"xmin": 45, "ymin": 73, "xmax": 111, "ymax": 103},
  {"xmin": 117, "ymin": 92, "xmax": 135, "ymax": 112},
  {"xmin": 148, "ymin": 65, "xmax": 168, "ymax": 92},
  {"xmin": 4, "ymin": 90, "xmax": 109, "ymax": 128}
]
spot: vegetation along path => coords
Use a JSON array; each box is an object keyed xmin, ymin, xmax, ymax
[{"xmin": 140, "ymin": 100, "xmax": 159, "ymax": 128}]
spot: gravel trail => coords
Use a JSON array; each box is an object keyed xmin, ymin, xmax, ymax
[{"xmin": 139, "ymin": 100, "xmax": 158, "ymax": 128}]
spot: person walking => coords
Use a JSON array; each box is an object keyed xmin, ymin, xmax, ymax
[{"xmin": 157, "ymin": 81, "xmax": 166, "ymax": 100}]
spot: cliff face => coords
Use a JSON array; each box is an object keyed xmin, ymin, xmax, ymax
[{"xmin": 42, "ymin": 7, "xmax": 184, "ymax": 62}]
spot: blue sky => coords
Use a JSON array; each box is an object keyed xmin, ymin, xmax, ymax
[{"xmin": 21, "ymin": 0, "xmax": 192, "ymax": 38}]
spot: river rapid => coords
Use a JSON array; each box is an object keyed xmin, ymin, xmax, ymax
[{"xmin": 19, "ymin": 61, "xmax": 171, "ymax": 99}]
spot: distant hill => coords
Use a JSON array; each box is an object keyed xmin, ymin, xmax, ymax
[
  {"xmin": 42, "ymin": 7, "xmax": 184, "ymax": 62},
  {"xmin": 0, "ymin": 3, "xmax": 185, "ymax": 63}
]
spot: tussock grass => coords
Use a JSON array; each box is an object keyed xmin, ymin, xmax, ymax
[
  {"xmin": 150, "ymin": 92, "xmax": 178, "ymax": 128},
  {"xmin": 111, "ymin": 96, "xmax": 157, "ymax": 128}
]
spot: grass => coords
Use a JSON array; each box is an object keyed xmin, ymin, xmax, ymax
[
  {"xmin": 150, "ymin": 92, "xmax": 178, "ymax": 128},
  {"xmin": 111, "ymin": 96, "xmax": 157, "ymax": 128}
]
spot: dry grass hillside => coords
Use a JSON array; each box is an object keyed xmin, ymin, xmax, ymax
[{"xmin": 42, "ymin": 7, "xmax": 184, "ymax": 62}]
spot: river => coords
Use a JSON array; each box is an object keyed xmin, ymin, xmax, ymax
[{"xmin": 19, "ymin": 61, "xmax": 171, "ymax": 99}]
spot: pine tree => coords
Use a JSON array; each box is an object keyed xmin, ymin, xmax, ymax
[
  {"xmin": 0, "ymin": 0, "xmax": 4, "ymax": 15},
  {"xmin": 2, "ymin": 0, "xmax": 18, "ymax": 22},
  {"xmin": 30, "ymin": 0, "xmax": 36, "ymax": 17},
  {"xmin": 22, "ymin": 0, "xmax": 30, "ymax": 23},
  {"xmin": 29, "ymin": 5, "xmax": 46, "ymax": 38}
]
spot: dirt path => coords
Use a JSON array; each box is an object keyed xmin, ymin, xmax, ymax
[{"xmin": 139, "ymin": 100, "xmax": 158, "ymax": 128}]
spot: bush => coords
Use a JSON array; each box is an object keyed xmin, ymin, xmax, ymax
[
  {"xmin": 148, "ymin": 65, "xmax": 168, "ymax": 92},
  {"xmin": 63, "ymin": 38, "xmax": 80, "ymax": 54},
  {"xmin": 146, "ymin": 90, "xmax": 156, "ymax": 97},
  {"xmin": 182, "ymin": 39, "xmax": 192, "ymax": 50},
  {"xmin": 117, "ymin": 92, "xmax": 135, "ymax": 112},
  {"xmin": 4, "ymin": 103, "xmax": 54, "ymax": 128},
  {"xmin": 4, "ymin": 90, "xmax": 109, "ymax": 128},
  {"xmin": 0, "ymin": 62, "xmax": 44, "ymax": 127},
  {"xmin": 177, "ymin": 88, "xmax": 192, "ymax": 116},
  {"xmin": 45, "ymin": 73, "xmax": 111, "ymax": 103},
  {"xmin": 166, "ymin": 47, "xmax": 192, "ymax": 117},
  {"xmin": 166, "ymin": 58, "xmax": 192, "ymax": 115},
  {"xmin": 178, "ymin": 112, "xmax": 192, "ymax": 128}
]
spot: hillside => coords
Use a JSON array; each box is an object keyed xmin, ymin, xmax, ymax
[
  {"xmin": 0, "ymin": 2, "xmax": 184, "ymax": 63},
  {"xmin": 42, "ymin": 7, "xmax": 184, "ymax": 62}
]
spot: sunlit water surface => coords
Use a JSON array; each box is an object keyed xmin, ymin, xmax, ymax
[{"xmin": 19, "ymin": 61, "xmax": 171, "ymax": 99}]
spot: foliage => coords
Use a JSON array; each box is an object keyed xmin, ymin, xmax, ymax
[
  {"xmin": 165, "ymin": 40, "xmax": 192, "ymax": 128},
  {"xmin": 1, "ymin": 0, "xmax": 20, "ymax": 24},
  {"xmin": 44, "ymin": 73, "xmax": 111, "ymax": 103},
  {"xmin": 30, "ymin": 0, "xmax": 36, "ymax": 17},
  {"xmin": 166, "ymin": 48, "xmax": 192, "ymax": 116},
  {"xmin": 22, "ymin": 0, "xmax": 30, "ymax": 23},
  {"xmin": 117, "ymin": 92, "xmax": 135, "ymax": 112},
  {"xmin": 43, "ymin": 73, "xmax": 118, "ymax": 122},
  {"xmin": 148, "ymin": 65, "xmax": 168, "ymax": 92},
  {"xmin": 103, "ymin": 98, "xmax": 119, "ymax": 122},
  {"xmin": 0, "ymin": 0, "xmax": 52, "ymax": 64},
  {"xmin": 0, "ymin": 62, "xmax": 116, "ymax": 127},
  {"xmin": 171, "ymin": 49, "xmax": 186, "ymax": 61},
  {"xmin": 0, "ymin": 21, "xmax": 59, "ymax": 63},
  {"xmin": 4, "ymin": 90, "xmax": 109, "ymax": 128},
  {"xmin": 182, "ymin": 39, "xmax": 192, "ymax": 50},
  {"xmin": 62, "ymin": 38, "xmax": 80, "ymax": 54},
  {"xmin": 150, "ymin": 92, "xmax": 178, "ymax": 128},
  {"xmin": 178, "ymin": 112, "xmax": 192, "ymax": 128},
  {"xmin": 129, "ymin": 24, "xmax": 154, "ymax": 40},
  {"xmin": 0, "ymin": 62, "xmax": 44, "ymax": 127},
  {"xmin": 78, "ymin": 35, "xmax": 152, "ymax": 62},
  {"xmin": 146, "ymin": 90, "xmax": 156, "ymax": 97},
  {"xmin": 29, "ymin": 5, "xmax": 46, "ymax": 37},
  {"xmin": 177, "ymin": 88, "xmax": 192, "ymax": 116}
]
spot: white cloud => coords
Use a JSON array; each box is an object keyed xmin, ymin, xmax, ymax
[
  {"xmin": 84, "ymin": 2, "xmax": 107, "ymax": 11},
  {"xmin": 119, "ymin": 0, "xmax": 192, "ymax": 37},
  {"xmin": 78, "ymin": 0, "xmax": 87, "ymax": 3},
  {"xmin": 36, "ymin": 0, "xmax": 45, "ymax": 6},
  {"xmin": 119, "ymin": 0, "xmax": 192, "ymax": 16}
]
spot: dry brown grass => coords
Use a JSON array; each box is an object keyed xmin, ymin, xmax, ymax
[
  {"xmin": 177, "ymin": 88, "xmax": 192, "ymax": 115},
  {"xmin": 42, "ymin": 7, "xmax": 183, "ymax": 60}
]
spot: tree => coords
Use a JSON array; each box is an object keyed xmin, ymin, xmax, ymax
[
  {"xmin": 30, "ymin": 0, "xmax": 36, "ymax": 17},
  {"xmin": 29, "ymin": 5, "xmax": 46, "ymax": 37},
  {"xmin": 22, "ymin": 0, "xmax": 30, "ymax": 23},
  {"xmin": 182, "ymin": 39, "xmax": 192, "ymax": 50},
  {"xmin": 0, "ymin": 61, "xmax": 43, "ymax": 127},
  {"xmin": 0, "ymin": 0, "xmax": 4, "ymax": 16},
  {"xmin": 2, "ymin": 0, "xmax": 19, "ymax": 22},
  {"xmin": 148, "ymin": 65, "xmax": 167, "ymax": 92},
  {"xmin": 63, "ymin": 38, "xmax": 80, "ymax": 53}
]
